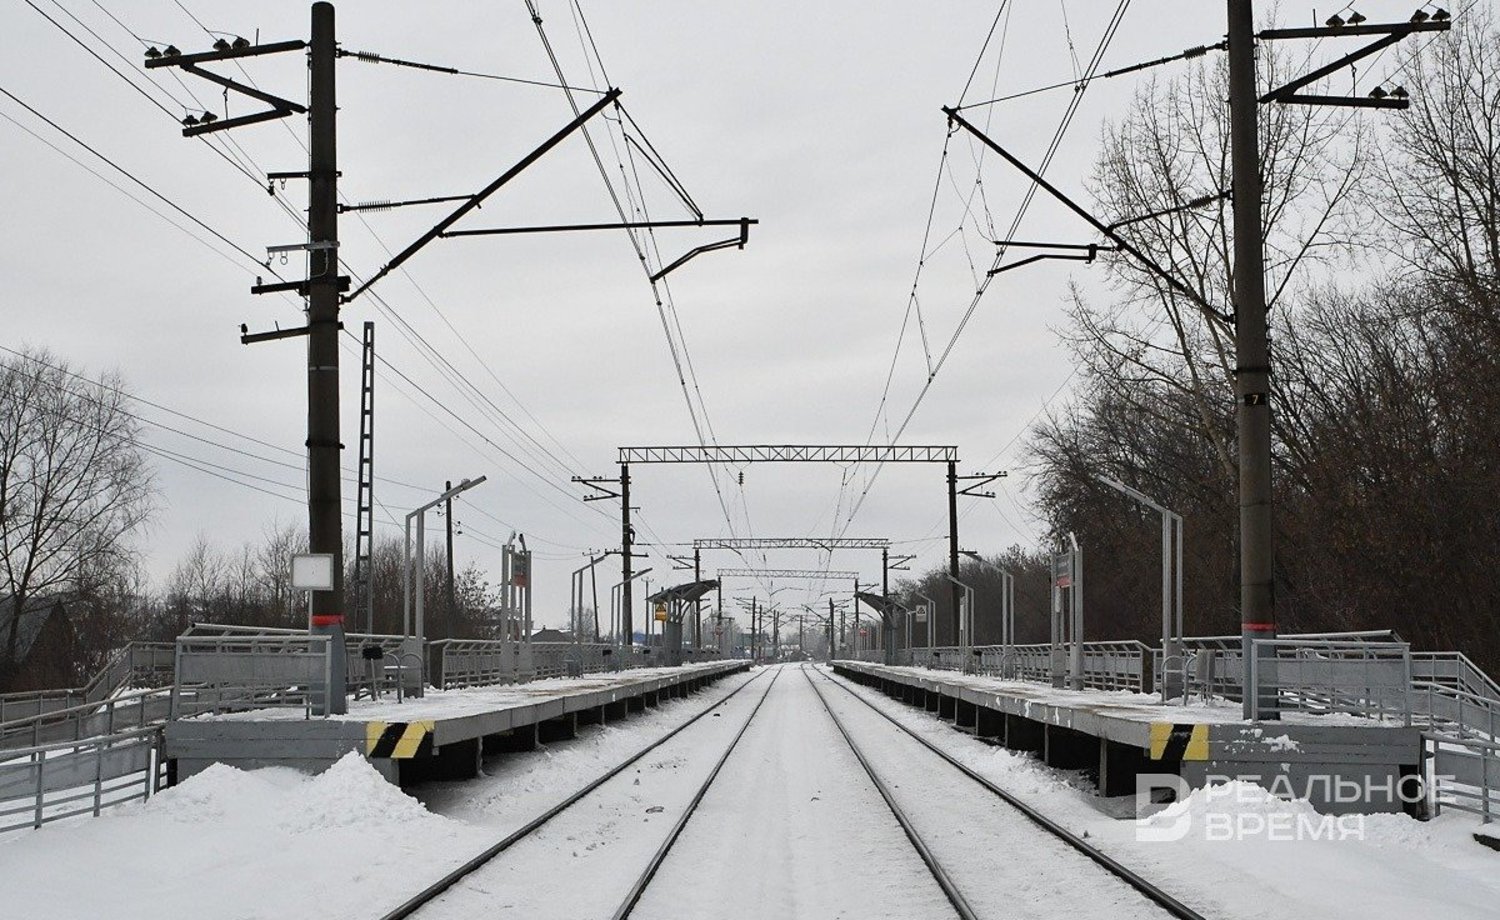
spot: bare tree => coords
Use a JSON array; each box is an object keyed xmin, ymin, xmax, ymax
[
  {"xmin": 1381, "ymin": 6, "xmax": 1500, "ymax": 303},
  {"xmin": 0, "ymin": 348, "xmax": 153, "ymax": 671}
]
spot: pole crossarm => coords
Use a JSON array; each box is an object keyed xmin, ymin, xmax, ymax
[
  {"xmin": 571, "ymin": 475, "xmax": 622, "ymax": 502},
  {"xmin": 718, "ymin": 568, "xmax": 860, "ymax": 580},
  {"xmin": 1258, "ymin": 20, "xmax": 1450, "ymax": 109},
  {"xmin": 144, "ymin": 40, "xmax": 307, "ymax": 137},
  {"xmin": 956, "ymin": 471, "xmax": 1007, "ymax": 498},
  {"xmin": 694, "ymin": 537, "xmax": 891, "ymax": 551},
  {"xmin": 618, "ymin": 445, "xmax": 958, "ymax": 464}
]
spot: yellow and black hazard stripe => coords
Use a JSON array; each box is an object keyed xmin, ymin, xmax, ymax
[
  {"xmin": 366, "ymin": 720, "xmax": 435, "ymax": 759},
  {"xmin": 1148, "ymin": 722, "xmax": 1209, "ymax": 761}
]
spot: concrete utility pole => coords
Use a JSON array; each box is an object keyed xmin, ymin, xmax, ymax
[
  {"xmin": 826, "ymin": 598, "xmax": 833, "ymax": 660},
  {"xmin": 947, "ymin": 461, "xmax": 961, "ymax": 646},
  {"xmin": 445, "ymin": 480, "xmax": 457, "ymax": 640},
  {"xmin": 305, "ymin": 2, "xmax": 345, "ymax": 712},
  {"xmin": 1227, "ymin": 0, "xmax": 1278, "ymax": 718},
  {"xmin": 620, "ymin": 462, "xmax": 633, "ymax": 646}
]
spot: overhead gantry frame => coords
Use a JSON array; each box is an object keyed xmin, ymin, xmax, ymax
[{"xmin": 577, "ymin": 445, "xmax": 992, "ymax": 646}]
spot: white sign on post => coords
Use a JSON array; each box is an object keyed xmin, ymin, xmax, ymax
[
  {"xmin": 915, "ymin": 606, "xmax": 929, "ymax": 623},
  {"xmin": 291, "ymin": 553, "xmax": 335, "ymax": 591}
]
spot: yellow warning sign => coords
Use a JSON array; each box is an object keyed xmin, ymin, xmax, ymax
[
  {"xmin": 1148, "ymin": 722, "xmax": 1209, "ymax": 761},
  {"xmin": 366, "ymin": 720, "xmax": 435, "ymax": 759},
  {"xmin": 654, "ymin": 603, "xmax": 668, "ymax": 622}
]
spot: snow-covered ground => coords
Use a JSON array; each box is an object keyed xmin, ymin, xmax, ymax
[
  {"xmin": 0, "ymin": 663, "xmax": 1493, "ymax": 920},
  {"xmin": 828, "ymin": 665, "xmax": 1500, "ymax": 920},
  {"xmin": 0, "ymin": 670, "xmax": 758, "ymax": 920}
]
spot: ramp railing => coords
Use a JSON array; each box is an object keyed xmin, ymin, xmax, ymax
[
  {"xmin": 184, "ymin": 623, "xmax": 408, "ymax": 699},
  {"xmin": 0, "ymin": 641, "xmax": 175, "ymax": 726},
  {"xmin": 1247, "ymin": 638, "xmax": 1414, "ymax": 723},
  {"xmin": 0, "ymin": 687, "xmax": 173, "ymax": 751},
  {"xmin": 170, "ymin": 634, "xmax": 334, "ymax": 719},
  {"xmin": 0, "ymin": 726, "xmax": 165, "ymax": 834}
]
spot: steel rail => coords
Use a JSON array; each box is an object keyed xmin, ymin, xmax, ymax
[
  {"xmin": 377, "ymin": 666, "xmax": 765, "ymax": 920},
  {"xmin": 612, "ymin": 666, "xmax": 786, "ymax": 919},
  {"xmin": 803, "ymin": 666, "xmax": 978, "ymax": 920},
  {"xmin": 821, "ymin": 669, "xmax": 1210, "ymax": 920}
]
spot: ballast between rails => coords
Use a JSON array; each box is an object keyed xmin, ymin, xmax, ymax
[
  {"xmin": 818, "ymin": 668, "xmax": 1210, "ymax": 920},
  {"xmin": 612, "ymin": 666, "xmax": 785, "ymax": 919},
  {"xmin": 378, "ymin": 668, "xmax": 772, "ymax": 920},
  {"xmin": 803, "ymin": 665, "xmax": 979, "ymax": 920}
]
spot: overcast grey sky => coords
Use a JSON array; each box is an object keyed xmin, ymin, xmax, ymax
[{"xmin": 3, "ymin": 1, "xmax": 1413, "ymax": 627}]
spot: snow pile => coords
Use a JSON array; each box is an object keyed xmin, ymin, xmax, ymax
[
  {"xmin": 0, "ymin": 755, "xmax": 489, "ymax": 920},
  {"xmin": 281, "ymin": 752, "xmax": 433, "ymax": 831},
  {"xmin": 134, "ymin": 761, "xmax": 304, "ymax": 824}
]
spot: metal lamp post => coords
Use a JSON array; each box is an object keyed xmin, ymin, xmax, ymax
[
  {"xmin": 609, "ymin": 567, "xmax": 654, "ymax": 647},
  {"xmin": 404, "ymin": 476, "xmax": 486, "ymax": 690},
  {"xmin": 1097, "ymin": 476, "xmax": 1185, "ymax": 701},
  {"xmin": 960, "ymin": 550, "xmax": 1015, "ymax": 675},
  {"xmin": 944, "ymin": 573, "xmax": 976, "ymax": 672}
]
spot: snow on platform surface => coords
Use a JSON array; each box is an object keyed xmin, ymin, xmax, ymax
[
  {"xmin": 1, "ymin": 664, "xmax": 1494, "ymax": 920},
  {"xmin": 203, "ymin": 659, "xmax": 740, "ymax": 722},
  {"xmin": 860, "ymin": 663, "xmax": 1405, "ymax": 726}
]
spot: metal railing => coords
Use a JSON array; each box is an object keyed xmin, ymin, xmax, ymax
[
  {"xmin": 0, "ymin": 727, "xmax": 165, "ymax": 834},
  {"xmin": 532, "ymin": 642, "xmax": 616, "ymax": 679},
  {"xmin": 899, "ymin": 641, "xmax": 1152, "ymax": 693},
  {"xmin": 432, "ymin": 638, "xmax": 534, "ymax": 689},
  {"xmin": 1426, "ymin": 732, "xmax": 1497, "ymax": 824},
  {"xmin": 0, "ymin": 687, "xmax": 173, "ymax": 751},
  {"xmin": 1247, "ymin": 638, "xmax": 1413, "ymax": 723},
  {"xmin": 185, "ymin": 623, "xmax": 408, "ymax": 699},
  {"xmin": 170, "ymin": 634, "xmax": 335, "ymax": 719},
  {"xmin": 0, "ymin": 641, "xmax": 175, "ymax": 725},
  {"xmin": 1410, "ymin": 651, "xmax": 1500, "ymax": 704}
]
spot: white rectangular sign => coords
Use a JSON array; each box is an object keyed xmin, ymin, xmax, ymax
[{"xmin": 291, "ymin": 553, "xmax": 335, "ymax": 591}]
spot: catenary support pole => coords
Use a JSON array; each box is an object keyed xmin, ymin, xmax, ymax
[
  {"xmin": 445, "ymin": 480, "xmax": 456, "ymax": 640},
  {"xmin": 1228, "ymin": 0, "xmax": 1279, "ymax": 718},
  {"xmin": 306, "ymin": 1, "xmax": 345, "ymax": 713},
  {"xmin": 947, "ymin": 461, "xmax": 961, "ymax": 647},
  {"xmin": 620, "ymin": 461, "xmax": 633, "ymax": 648}
]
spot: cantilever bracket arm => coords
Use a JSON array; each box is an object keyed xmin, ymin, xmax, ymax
[
  {"xmin": 648, "ymin": 217, "xmax": 754, "ymax": 283},
  {"xmin": 956, "ymin": 471, "xmax": 1007, "ymax": 499},
  {"xmin": 572, "ymin": 475, "xmax": 622, "ymax": 502},
  {"xmin": 942, "ymin": 106, "xmax": 1233, "ymax": 327},
  {"xmin": 345, "ymin": 88, "xmax": 623, "ymax": 304},
  {"xmin": 145, "ymin": 41, "xmax": 306, "ymax": 137},
  {"xmin": 987, "ymin": 249, "xmax": 1107, "ymax": 278},
  {"xmin": 1258, "ymin": 20, "xmax": 1449, "ymax": 108}
]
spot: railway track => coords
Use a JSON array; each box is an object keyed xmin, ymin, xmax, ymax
[
  {"xmin": 381, "ymin": 665, "xmax": 782, "ymax": 920},
  {"xmin": 805, "ymin": 666, "xmax": 1210, "ymax": 920}
]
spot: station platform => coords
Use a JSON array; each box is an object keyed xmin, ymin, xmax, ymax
[
  {"xmin": 166, "ymin": 660, "xmax": 749, "ymax": 784},
  {"xmin": 833, "ymin": 661, "xmax": 1423, "ymax": 815}
]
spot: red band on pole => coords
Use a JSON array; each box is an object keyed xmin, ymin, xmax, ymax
[
  {"xmin": 1242, "ymin": 622, "xmax": 1278, "ymax": 631},
  {"xmin": 311, "ymin": 614, "xmax": 344, "ymax": 627}
]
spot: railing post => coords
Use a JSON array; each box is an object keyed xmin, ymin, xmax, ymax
[
  {"xmin": 1248, "ymin": 643, "xmax": 1261, "ymax": 721},
  {"xmin": 33, "ymin": 750, "xmax": 45, "ymax": 829},
  {"xmin": 93, "ymin": 740, "xmax": 104, "ymax": 816}
]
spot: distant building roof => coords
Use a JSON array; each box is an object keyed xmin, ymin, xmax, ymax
[
  {"xmin": 531, "ymin": 627, "xmax": 571, "ymax": 643},
  {"xmin": 0, "ymin": 595, "xmax": 67, "ymax": 666}
]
